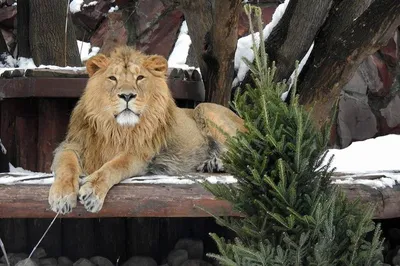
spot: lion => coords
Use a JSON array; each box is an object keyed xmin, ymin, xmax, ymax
[{"xmin": 48, "ymin": 46, "xmax": 245, "ymax": 214}]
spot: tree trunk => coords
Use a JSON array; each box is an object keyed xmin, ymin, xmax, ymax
[
  {"xmin": 17, "ymin": 0, "xmax": 31, "ymax": 58},
  {"xmin": 297, "ymin": 0, "xmax": 400, "ymax": 127},
  {"xmin": 29, "ymin": 0, "xmax": 81, "ymax": 66},
  {"xmin": 180, "ymin": 0, "xmax": 241, "ymax": 107},
  {"xmin": 0, "ymin": 30, "xmax": 9, "ymax": 55},
  {"xmin": 240, "ymin": 0, "xmax": 333, "ymax": 88}
]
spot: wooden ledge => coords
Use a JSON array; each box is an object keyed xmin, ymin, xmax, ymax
[
  {"xmin": 1, "ymin": 172, "xmax": 400, "ymax": 219},
  {"xmin": 0, "ymin": 76, "xmax": 205, "ymax": 101},
  {"xmin": 0, "ymin": 173, "xmax": 240, "ymax": 219}
]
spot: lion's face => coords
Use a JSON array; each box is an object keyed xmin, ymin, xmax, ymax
[{"xmin": 83, "ymin": 47, "xmax": 170, "ymax": 127}]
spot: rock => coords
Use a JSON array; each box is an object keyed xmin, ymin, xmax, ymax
[
  {"xmin": 337, "ymin": 92, "xmax": 377, "ymax": 148},
  {"xmin": 1, "ymin": 253, "xmax": 28, "ymax": 266},
  {"xmin": 91, "ymin": 12, "xmax": 127, "ymax": 55},
  {"xmin": 73, "ymin": 258, "xmax": 95, "ymax": 266},
  {"xmin": 393, "ymin": 254, "xmax": 400, "ymax": 265},
  {"xmin": 58, "ymin": 257, "xmax": 73, "ymax": 266},
  {"xmin": 135, "ymin": 9, "xmax": 183, "ymax": 58},
  {"xmin": 389, "ymin": 228, "xmax": 400, "ymax": 243},
  {"xmin": 39, "ymin": 258, "xmax": 57, "ymax": 266},
  {"xmin": 121, "ymin": 256, "xmax": 157, "ymax": 266},
  {"xmin": 31, "ymin": 247, "xmax": 47, "ymax": 259},
  {"xmin": 380, "ymin": 95, "xmax": 400, "ymax": 128},
  {"xmin": 174, "ymin": 239, "xmax": 204, "ymax": 260},
  {"xmin": 167, "ymin": 249, "xmax": 188, "ymax": 266},
  {"xmin": 15, "ymin": 259, "xmax": 38, "ymax": 266},
  {"xmin": 89, "ymin": 256, "xmax": 113, "ymax": 266},
  {"xmin": 181, "ymin": 260, "xmax": 212, "ymax": 266}
]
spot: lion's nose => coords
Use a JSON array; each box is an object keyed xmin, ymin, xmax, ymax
[{"xmin": 118, "ymin": 93, "xmax": 137, "ymax": 102}]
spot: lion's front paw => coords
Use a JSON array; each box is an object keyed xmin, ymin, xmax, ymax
[
  {"xmin": 78, "ymin": 173, "xmax": 109, "ymax": 213},
  {"xmin": 48, "ymin": 178, "xmax": 78, "ymax": 214}
]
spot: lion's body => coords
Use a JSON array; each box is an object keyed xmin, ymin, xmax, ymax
[{"xmin": 48, "ymin": 46, "xmax": 244, "ymax": 214}]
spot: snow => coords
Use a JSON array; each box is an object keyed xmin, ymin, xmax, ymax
[
  {"xmin": 69, "ymin": 0, "xmax": 84, "ymax": 14},
  {"xmin": 281, "ymin": 42, "xmax": 314, "ymax": 101},
  {"xmin": 167, "ymin": 21, "xmax": 200, "ymax": 73},
  {"xmin": 2, "ymin": 135, "xmax": 400, "ymax": 189},
  {"xmin": 108, "ymin": 5, "xmax": 119, "ymax": 13},
  {"xmin": 77, "ymin": 40, "xmax": 100, "ymax": 62},
  {"xmin": 326, "ymin": 135, "xmax": 400, "ymax": 173},
  {"xmin": 327, "ymin": 134, "xmax": 400, "ymax": 189},
  {"xmin": 0, "ymin": 140, "xmax": 6, "ymax": 154},
  {"xmin": 232, "ymin": 0, "xmax": 290, "ymax": 87},
  {"xmin": 82, "ymin": 1, "xmax": 98, "ymax": 8}
]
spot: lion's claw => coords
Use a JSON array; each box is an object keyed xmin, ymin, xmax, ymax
[
  {"xmin": 48, "ymin": 193, "xmax": 77, "ymax": 215},
  {"xmin": 78, "ymin": 181, "xmax": 105, "ymax": 213}
]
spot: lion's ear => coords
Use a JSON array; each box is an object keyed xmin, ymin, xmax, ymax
[
  {"xmin": 86, "ymin": 54, "xmax": 109, "ymax": 77},
  {"xmin": 143, "ymin": 55, "xmax": 168, "ymax": 77}
]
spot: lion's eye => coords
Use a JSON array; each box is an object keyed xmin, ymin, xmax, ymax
[
  {"xmin": 137, "ymin": 75, "xmax": 145, "ymax": 81},
  {"xmin": 108, "ymin": 76, "xmax": 117, "ymax": 81}
]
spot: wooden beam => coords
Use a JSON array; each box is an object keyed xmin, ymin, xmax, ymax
[
  {"xmin": 0, "ymin": 72, "xmax": 205, "ymax": 101},
  {"xmin": 0, "ymin": 183, "xmax": 240, "ymax": 218}
]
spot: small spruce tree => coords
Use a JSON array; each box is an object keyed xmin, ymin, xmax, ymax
[{"xmin": 203, "ymin": 5, "xmax": 384, "ymax": 266}]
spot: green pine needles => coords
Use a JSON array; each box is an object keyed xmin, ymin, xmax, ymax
[{"xmin": 203, "ymin": 5, "xmax": 384, "ymax": 266}]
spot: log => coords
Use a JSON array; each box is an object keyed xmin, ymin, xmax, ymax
[
  {"xmin": 297, "ymin": 0, "xmax": 400, "ymax": 126},
  {"xmin": 0, "ymin": 181, "xmax": 240, "ymax": 218},
  {"xmin": 1, "ymin": 172, "xmax": 400, "ymax": 219},
  {"xmin": 0, "ymin": 76, "xmax": 205, "ymax": 101}
]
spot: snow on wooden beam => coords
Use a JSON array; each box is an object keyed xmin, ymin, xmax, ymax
[
  {"xmin": 1, "ymin": 172, "xmax": 400, "ymax": 219},
  {"xmin": 0, "ymin": 173, "xmax": 240, "ymax": 219}
]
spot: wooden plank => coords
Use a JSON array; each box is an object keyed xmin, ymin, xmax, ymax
[
  {"xmin": 127, "ymin": 218, "xmax": 161, "ymax": 262},
  {"xmin": 62, "ymin": 219, "xmax": 95, "ymax": 261},
  {"xmin": 0, "ymin": 219, "xmax": 28, "ymax": 253},
  {"xmin": 94, "ymin": 218, "xmax": 127, "ymax": 263},
  {"xmin": 27, "ymin": 218, "xmax": 62, "ymax": 258},
  {"xmin": 0, "ymin": 183, "xmax": 239, "ymax": 218},
  {"xmin": 0, "ymin": 99, "xmax": 37, "ymax": 168},
  {"xmin": 0, "ymin": 99, "xmax": 18, "ymax": 166},
  {"xmin": 37, "ymin": 99, "xmax": 70, "ymax": 172},
  {"xmin": 0, "ymin": 77, "xmax": 205, "ymax": 101},
  {"xmin": 15, "ymin": 116, "xmax": 38, "ymax": 171}
]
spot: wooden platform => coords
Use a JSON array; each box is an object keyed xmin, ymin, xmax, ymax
[
  {"xmin": 0, "ymin": 173, "xmax": 240, "ymax": 219},
  {"xmin": 1, "ymin": 172, "xmax": 400, "ymax": 220}
]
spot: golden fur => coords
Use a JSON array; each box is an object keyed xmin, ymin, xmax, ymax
[{"xmin": 48, "ymin": 46, "xmax": 244, "ymax": 214}]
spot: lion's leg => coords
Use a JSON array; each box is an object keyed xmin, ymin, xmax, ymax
[
  {"xmin": 78, "ymin": 153, "xmax": 147, "ymax": 213},
  {"xmin": 48, "ymin": 148, "xmax": 82, "ymax": 214},
  {"xmin": 192, "ymin": 103, "xmax": 245, "ymax": 145}
]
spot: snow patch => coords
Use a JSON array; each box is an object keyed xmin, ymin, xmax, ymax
[
  {"xmin": 168, "ymin": 21, "xmax": 200, "ymax": 73},
  {"xmin": 108, "ymin": 5, "xmax": 119, "ymax": 13},
  {"xmin": 69, "ymin": 0, "xmax": 84, "ymax": 14},
  {"xmin": 326, "ymin": 135, "xmax": 400, "ymax": 173},
  {"xmin": 233, "ymin": 0, "xmax": 290, "ymax": 87},
  {"xmin": 83, "ymin": 1, "xmax": 98, "ymax": 8},
  {"xmin": 281, "ymin": 42, "xmax": 314, "ymax": 101},
  {"xmin": 326, "ymin": 135, "xmax": 400, "ymax": 189},
  {"xmin": 77, "ymin": 40, "xmax": 100, "ymax": 62}
]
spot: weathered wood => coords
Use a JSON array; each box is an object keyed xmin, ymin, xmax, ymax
[
  {"xmin": 0, "ymin": 77, "xmax": 205, "ymax": 101},
  {"xmin": 29, "ymin": 0, "xmax": 81, "ymax": 66},
  {"xmin": 62, "ymin": 219, "xmax": 95, "ymax": 261},
  {"xmin": 180, "ymin": 0, "xmax": 241, "ymax": 106},
  {"xmin": 0, "ymin": 183, "xmax": 240, "ymax": 218},
  {"xmin": 0, "ymin": 219, "xmax": 28, "ymax": 253},
  {"xmin": 15, "ymin": 116, "xmax": 38, "ymax": 171},
  {"xmin": 27, "ymin": 218, "xmax": 62, "ymax": 258},
  {"xmin": 25, "ymin": 69, "xmax": 88, "ymax": 78},
  {"xmin": 127, "ymin": 218, "xmax": 161, "ymax": 261},
  {"xmin": 37, "ymin": 99, "xmax": 71, "ymax": 172},
  {"xmin": 94, "ymin": 218, "xmax": 127, "ymax": 263},
  {"xmin": 298, "ymin": 0, "xmax": 400, "ymax": 126}
]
